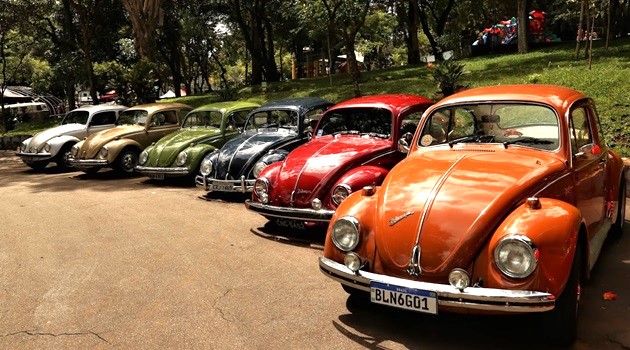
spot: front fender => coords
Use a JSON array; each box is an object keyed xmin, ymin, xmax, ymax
[
  {"xmin": 332, "ymin": 165, "xmax": 389, "ymax": 193},
  {"xmin": 103, "ymin": 139, "xmax": 143, "ymax": 163},
  {"xmin": 46, "ymin": 135, "xmax": 80, "ymax": 157},
  {"xmin": 186, "ymin": 144, "xmax": 218, "ymax": 170},
  {"xmin": 473, "ymin": 198, "xmax": 582, "ymax": 298}
]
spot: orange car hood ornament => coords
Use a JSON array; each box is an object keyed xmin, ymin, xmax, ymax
[{"xmin": 406, "ymin": 244, "xmax": 422, "ymax": 276}]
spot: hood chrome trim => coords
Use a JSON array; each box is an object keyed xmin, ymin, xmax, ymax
[{"xmin": 290, "ymin": 138, "xmax": 338, "ymax": 206}]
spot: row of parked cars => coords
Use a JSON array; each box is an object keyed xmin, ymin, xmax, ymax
[{"xmin": 15, "ymin": 85, "xmax": 627, "ymax": 344}]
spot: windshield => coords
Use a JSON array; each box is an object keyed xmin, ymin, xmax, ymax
[
  {"xmin": 117, "ymin": 110, "xmax": 148, "ymax": 126},
  {"xmin": 316, "ymin": 107, "xmax": 392, "ymax": 138},
  {"xmin": 182, "ymin": 111, "xmax": 223, "ymax": 128},
  {"xmin": 61, "ymin": 111, "xmax": 89, "ymax": 125},
  {"xmin": 244, "ymin": 109, "xmax": 298, "ymax": 131},
  {"xmin": 418, "ymin": 103, "xmax": 559, "ymax": 151}
]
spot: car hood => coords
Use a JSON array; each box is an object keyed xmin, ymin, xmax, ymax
[
  {"xmin": 374, "ymin": 148, "xmax": 566, "ymax": 278},
  {"xmin": 146, "ymin": 128, "xmax": 221, "ymax": 167},
  {"xmin": 272, "ymin": 135, "xmax": 390, "ymax": 206},
  {"xmin": 28, "ymin": 123, "xmax": 86, "ymax": 148},
  {"xmin": 215, "ymin": 129, "xmax": 297, "ymax": 179},
  {"xmin": 78, "ymin": 125, "xmax": 144, "ymax": 159}
]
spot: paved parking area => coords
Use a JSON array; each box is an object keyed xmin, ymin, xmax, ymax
[{"xmin": 1, "ymin": 150, "xmax": 629, "ymax": 349}]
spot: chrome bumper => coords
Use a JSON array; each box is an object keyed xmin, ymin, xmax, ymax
[
  {"xmin": 195, "ymin": 175, "xmax": 254, "ymax": 193},
  {"xmin": 319, "ymin": 257, "xmax": 555, "ymax": 313},
  {"xmin": 245, "ymin": 200, "xmax": 335, "ymax": 222},
  {"xmin": 16, "ymin": 152, "xmax": 53, "ymax": 162},
  {"xmin": 135, "ymin": 165, "xmax": 190, "ymax": 175},
  {"xmin": 69, "ymin": 158, "xmax": 108, "ymax": 168}
]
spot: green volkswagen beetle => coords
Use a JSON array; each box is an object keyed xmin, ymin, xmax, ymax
[{"xmin": 135, "ymin": 101, "xmax": 259, "ymax": 181}]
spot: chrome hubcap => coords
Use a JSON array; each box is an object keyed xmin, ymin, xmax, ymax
[{"xmin": 121, "ymin": 153, "xmax": 137, "ymax": 171}]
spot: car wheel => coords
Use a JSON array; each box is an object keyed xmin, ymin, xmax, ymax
[
  {"xmin": 26, "ymin": 161, "xmax": 49, "ymax": 171},
  {"xmin": 115, "ymin": 149, "xmax": 139, "ymax": 174},
  {"xmin": 544, "ymin": 244, "xmax": 582, "ymax": 345},
  {"xmin": 55, "ymin": 144, "xmax": 75, "ymax": 171},
  {"xmin": 611, "ymin": 178, "xmax": 626, "ymax": 236}
]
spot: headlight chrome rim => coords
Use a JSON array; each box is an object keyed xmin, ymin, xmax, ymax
[
  {"xmin": 254, "ymin": 178, "xmax": 269, "ymax": 198},
  {"xmin": 99, "ymin": 146, "xmax": 109, "ymax": 158},
  {"xmin": 176, "ymin": 151, "xmax": 188, "ymax": 166},
  {"xmin": 331, "ymin": 216, "xmax": 360, "ymax": 252},
  {"xmin": 44, "ymin": 143, "xmax": 51, "ymax": 153},
  {"xmin": 71, "ymin": 145, "xmax": 79, "ymax": 157},
  {"xmin": 200, "ymin": 158, "xmax": 213, "ymax": 176},
  {"xmin": 332, "ymin": 184, "xmax": 352, "ymax": 205},
  {"xmin": 494, "ymin": 235, "xmax": 538, "ymax": 279},
  {"xmin": 138, "ymin": 151, "xmax": 148, "ymax": 165},
  {"xmin": 252, "ymin": 161, "xmax": 268, "ymax": 178}
]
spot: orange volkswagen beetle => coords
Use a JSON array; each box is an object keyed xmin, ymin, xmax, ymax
[{"xmin": 319, "ymin": 85, "xmax": 626, "ymax": 344}]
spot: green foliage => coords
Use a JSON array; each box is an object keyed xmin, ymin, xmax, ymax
[
  {"xmin": 127, "ymin": 58, "xmax": 159, "ymax": 104},
  {"xmin": 429, "ymin": 59, "xmax": 467, "ymax": 97}
]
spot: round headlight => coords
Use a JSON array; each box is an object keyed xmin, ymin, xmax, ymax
[
  {"xmin": 331, "ymin": 216, "xmax": 360, "ymax": 252},
  {"xmin": 332, "ymin": 184, "xmax": 352, "ymax": 205},
  {"xmin": 253, "ymin": 161, "xmax": 268, "ymax": 178},
  {"xmin": 100, "ymin": 146, "xmax": 108, "ymax": 158},
  {"xmin": 176, "ymin": 151, "xmax": 188, "ymax": 166},
  {"xmin": 344, "ymin": 252, "xmax": 362, "ymax": 272},
  {"xmin": 138, "ymin": 151, "xmax": 148, "ymax": 165},
  {"xmin": 254, "ymin": 178, "xmax": 269, "ymax": 198},
  {"xmin": 71, "ymin": 144, "xmax": 79, "ymax": 157},
  {"xmin": 494, "ymin": 235, "xmax": 538, "ymax": 279},
  {"xmin": 44, "ymin": 143, "xmax": 51, "ymax": 152},
  {"xmin": 448, "ymin": 268, "xmax": 470, "ymax": 291},
  {"xmin": 200, "ymin": 158, "xmax": 213, "ymax": 176}
]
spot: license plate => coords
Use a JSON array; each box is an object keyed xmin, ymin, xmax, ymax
[
  {"xmin": 275, "ymin": 218, "xmax": 306, "ymax": 230},
  {"xmin": 211, "ymin": 182, "xmax": 233, "ymax": 192},
  {"xmin": 148, "ymin": 173, "xmax": 165, "ymax": 180},
  {"xmin": 370, "ymin": 281, "xmax": 438, "ymax": 314}
]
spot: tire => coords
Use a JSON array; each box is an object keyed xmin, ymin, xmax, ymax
[
  {"xmin": 26, "ymin": 161, "xmax": 49, "ymax": 171},
  {"xmin": 114, "ymin": 149, "xmax": 139, "ymax": 174},
  {"xmin": 55, "ymin": 144, "xmax": 75, "ymax": 171},
  {"xmin": 611, "ymin": 178, "xmax": 626, "ymax": 236},
  {"xmin": 543, "ymin": 244, "xmax": 582, "ymax": 345}
]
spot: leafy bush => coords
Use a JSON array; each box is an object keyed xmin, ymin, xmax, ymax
[{"xmin": 429, "ymin": 59, "xmax": 467, "ymax": 97}]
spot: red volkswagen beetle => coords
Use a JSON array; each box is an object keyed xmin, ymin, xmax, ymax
[
  {"xmin": 318, "ymin": 85, "xmax": 626, "ymax": 344},
  {"xmin": 245, "ymin": 94, "xmax": 433, "ymax": 228}
]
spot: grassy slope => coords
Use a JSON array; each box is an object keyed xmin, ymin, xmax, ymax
[{"xmin": 6, "ymin": 37, "xmax": 630, "ymax": 155}]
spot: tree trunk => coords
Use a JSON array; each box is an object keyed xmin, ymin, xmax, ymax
[
  {"xmin": 575, "ymin": 0, "xmax": 585, "ymax": 58},
  {"xmin": 517, "ymin": 0, "xmax": 528, "ymax": 53},
  {"xmin": 344, "ymin": 36, "xmax": 361, "ymax": 97},
  {"xmin": 122, "ymin": 0, "xmax": 163, "ymax": 60},
  {"xmin": 407, "ymin": 0, "xmax": 421, "ymax": 64},
  {"xmin": 606, "ymin": 0, "xmax": 611, "ymax": 49}
]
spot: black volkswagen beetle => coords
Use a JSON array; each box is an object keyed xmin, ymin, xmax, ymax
[{"xmin": 196, "ymin": 97, "xmax": 334, "ymax": 193}]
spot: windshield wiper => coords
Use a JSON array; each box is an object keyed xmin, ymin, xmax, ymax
[
  {"xmin": 448, "ymin": 133, "xmax": 495, "ymax": 148},
  {"xmin": 502, "ymin": 137, "xmax": 554, "ymax": 148}
]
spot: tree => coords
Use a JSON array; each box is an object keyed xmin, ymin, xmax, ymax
[
  {"xmin": 321, "ymin": 0, "xmax": 370, "ymax": 97},
  {"xmin": 123, "ymin": 0, "xmax": 163, "ymax": 60},
  {"xmin": 416, "ymin": 0, "xmax": 455, "ymax": 56},
  {"xmin": 394, "ymin": 0, "xmax": 421, "ymax": 64},
  {"xmin": 517, "ymin": 0, "xmax": 528, "ymax": 53}
]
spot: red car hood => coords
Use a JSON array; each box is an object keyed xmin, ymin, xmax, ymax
[
  {"xmin": 374, "ymin": 147, "xmax": 566, "ymax": 278},
  {"xmin": 273, "ymin": 135, "xmax": 390, "ymax": 206}
]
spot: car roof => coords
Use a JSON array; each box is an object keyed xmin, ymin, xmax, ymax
[
  {"xmin": 254, "ymin": 97, "xmax": 333, "ymax": 114},
  {"xmin": 434, "ymin": 85, "xmax": 587, "ymax": 111},
  {"xmin": 192, "ymin": 101, "xmax": 260, "ymax": 115},
  {"xmin": 329, "ymin": 94, "xmax": 433, "ymax": 112},
  {"xmin": 72, "ymin": 105, "xmax": 128, "ymax": 113},
  {"xmin": 126, "ymin": 102, "xmax": 193, "ymax": 113}
]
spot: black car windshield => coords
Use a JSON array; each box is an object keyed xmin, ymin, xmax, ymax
[
  {"xmin": 316, "ymin": 107, "xmax": 392, "ymax": 138},
  {"xmin": 61, "ymin": 110, "xmax": 89, "ymax": 125},
  {"xmin": 244, "ymin": 110, "xmax": 298, "ymax": 131},
  {"xmin": 418, "ymin": 103, "xmax": 559, "ymax": 151},
  {"xmin": 117, "ymin": 110, "xmax": 148, "ymax": 126},
  {"xmin": 182, "ymin": 111, "xmax": 222, "ymax": 128}
]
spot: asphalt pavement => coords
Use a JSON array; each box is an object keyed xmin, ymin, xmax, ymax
[{"xmin": 1, "ymin": 150, "xmax": 628, "ymax": 350}]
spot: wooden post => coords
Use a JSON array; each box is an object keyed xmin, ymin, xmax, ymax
[
  {"xmin": 306, "ymin": 55, "xmax": 310, "ymax": 78},
  {"xmin": 314, "ymin": 58, "xmax": 319, "ymax": 78},
  {"xmin": 291, "ymin": 57, "xmax": 297, "ymax": 80}
]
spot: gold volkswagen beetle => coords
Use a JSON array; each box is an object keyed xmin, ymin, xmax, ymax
[{"xmin": 70, "ymin": 102, "xmax": 192, "ymax": 174}]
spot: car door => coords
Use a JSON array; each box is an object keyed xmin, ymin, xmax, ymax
[
  {"xmin": 145, "ymin": 110, "xmax": 180, "ymax": 144},
  {"xmin": 570, "ymin": 102, "xmax": 606, "ymax": 244},
  {"xmin": 88, "ymin": 111, "xmax": 118, "ymax": 136}
]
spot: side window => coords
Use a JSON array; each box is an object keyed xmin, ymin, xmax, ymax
[
  {"xmin": 304, "ymin": 108, "xmax": 326, "ymax": 133},
  {"xmin": 569, "ymin": 107, "xmax": 592, "ymax": 154},
  {"xmin": 90, "ymin": 111, "xmax": 117, "ymax": 126},
  {"xmin": 231, "ymin": 110, "xmax": 250, "ymax": 128},
  {"xmin": 178, "ymin": 109, "xmax": 189, "ymax": 124},
  {"xmin": 400, "ymin": 111, "xmax": 422, "ymax": 137},
  {"xmin": 163, "ymin": 110, "xmax": 178, "ymax": 125},
  {"xmin": 150, "ymin": 113, "xmax": 166, "ymax": 127}
]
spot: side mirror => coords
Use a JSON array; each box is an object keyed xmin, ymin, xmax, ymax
[{"xmin": 398, "ymin": 132, "xmax": 413, "ymax": 153}]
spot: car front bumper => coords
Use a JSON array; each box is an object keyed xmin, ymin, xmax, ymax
[
  {"xmin": 245, "ymin": 200, "xmax": 335, "ymax": 222},
  {"xmin": 135, "ymin": 165, "xmax": 190, "ymax": 176},
  {"xmin": 195, "ymin": 175, "xmax": 254, "ymax": 193},
  {"xmin": 319, "ymin": 257, "xmax": 556, "ymax": 313},
  {"xmin": 16, "ymin": 152, "xmax": 53, "ymax": 162},
  {"xmin": 69, "ymin": 158, "xmax": 108, "ymax": 169}
]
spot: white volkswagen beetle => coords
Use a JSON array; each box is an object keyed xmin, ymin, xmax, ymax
[{"xmin": 16, "ymin": 104, "xmax": 128, "ymax": 170}]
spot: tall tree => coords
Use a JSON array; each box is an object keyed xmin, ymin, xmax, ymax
[
  {"xmin": 395, "ymin": 0, "xmax": 421, "ymax": 64},
  {"xmin": 517, "ymin": 0, "xmax": 528, "ymax": 53},
  {"xmin": 70, "ymin": 0, "xmax": 101, "ymax": 105},
  {"xmin": 416, "ymin": 0, "xmax": 455, "ymax": 56},
  {"xmin": 123, "ymin": 0, "xmax": 163, "ymax": 60},
  {"xmin": 321, "ymin": 0, "xmax": 370, "ymax": 97}
]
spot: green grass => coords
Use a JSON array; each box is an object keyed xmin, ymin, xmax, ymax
[{"xmin": 4, "ymin": 37, "xmax": 630, "ymax": 155}]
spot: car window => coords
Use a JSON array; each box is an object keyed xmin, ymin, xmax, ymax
[
  {"xmin": 244, "ymin": 110, "xmax": 299, "ymax": 131},
  {"xmin": 117, "ymin": 110, "xmax": 148, "ymax": 126},
  {"xmin": 419, "ymin": 103, "xmax": 559, "ymax": 150},
  {"xmin": 569, "ymin": 107, "xmax": 592, "ymax": 154},
  {"xmin": 178, "ymin": 109, "xmax": 190, "ymax": 124},
  {"xmin": 589, "ymin": 102, "xmax": 606, "ymax": 146},
  {"xmin": 182, "ymin": 111, "xmax": 223, "ymax": 128},
  {"xmin": 400, "ymin": 111, "xmax": 423, "ymax": 137},
  {"xmin": 90, "ymin": 111, "xmax": 117, "ymax": 126},
  {"xmin": 317, "ymin": 107, "xmax": 392, "ymax": 138},
  {"xmin": 61, "ymin": 110, "xmax": 90, "ymax": 125}
]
